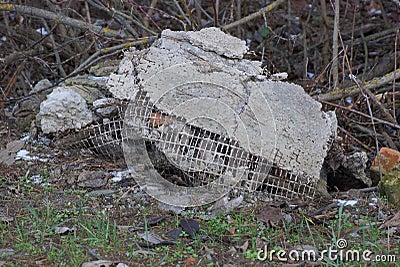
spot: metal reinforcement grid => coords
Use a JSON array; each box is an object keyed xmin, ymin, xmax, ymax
[{"xmin": 56, "ymin": 92, "xmax": 316, "ymax": 201}]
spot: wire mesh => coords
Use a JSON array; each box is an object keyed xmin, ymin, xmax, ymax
[{"xmin": 56, "ymin": 92, "xmax": 317, "ymax": 201}]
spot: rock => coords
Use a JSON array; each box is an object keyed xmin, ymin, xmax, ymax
[
  {"xmin": 37, "ymin": 87, "xmax": 94, "ymax": 134},
  {"xmin": 68, "ymin": 84, "xmax": 105, "ymax": 105},
  {"xmin": 371, "ymin": 147, "xmax": 400, "ymax": 207},
  {"xmin": 379, "ymin": 171, "xmax": 400, "ymax": 208},
  {"xmin": 12, "ymin": 95, "xmax": 41, "ymax": 131},
  {"xmin": 65, "ymin": 75, "xmax": 107, "ymax": 104},
  {"xmin": 93, "ymin": 98, "xmax": 120, "ymax": 118},
  {"xmin": 371, "ymin": 147, "xmax": 400, "ymax": 173},
  {"xmin": 65, "ymin": 75, "xmax": 108, "ymax": 93},
  {"xmin": 341, "ymin": 152, "xmax": 370, "ymax": 186},
  {"xmin": 12, "ymin": 79, "xmax": 53, "ymax": 131},
  {"xmin": 89, "ymin": 59, "xmax": 120, "ymax": 76},
  {"xmin": 323, "ymin": 141, "xmax": 371, "ymax": 189}
]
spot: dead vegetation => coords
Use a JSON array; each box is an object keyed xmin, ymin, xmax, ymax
[{"xmin": 0, "ymin": 0, "xmax": 400, "ymax": 266}]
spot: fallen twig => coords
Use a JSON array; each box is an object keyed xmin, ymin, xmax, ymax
[
  {"xmin": 0, "ymin": 36, "xmax": 157, "ymax": 104},
  {"xmin": 349, "ymin": 74, "xmax": 382, "ymax": 186},
  {"xmin": 86, "ymin": 0, "xmax": 157, "ymax": 36},
  {"xmin": 143, "ymin": 0, "xmax": 158, "ymax": 28},
  {"xmin": 320, "ymin": 100, "xmax": 400, "ymax": 130},
  {"xmin": 315, "ymin": 67, "xmax": 400, "ymax": 101},
  {"xmin": 64, "ymin": 36, "xmax": 157, "ymax": 79},
  {"xmin": 42, "ymin": 19, "xmax": 66, "ymax": 77},
  {"xmin": 221, "ymin": 0, "xmax": 285, "ymax": 31},
  {"xmin": 0, "ymin": 4, "xmax": 120, "ymax": 38},
  {"xmin": 332, "ymin": 0, "xmax": 340, "ymax": 89},
  {"xmin": 337, "ymin": 126, "xmax": 374, "ymax": 152},
  {"xmin": 354, "ymin": 74, "xmax": 397, "ymax": 124},
  {"xmin": 344, "ymin": 27, "xmax": 398, "ymax": 46},
  {"xmin": 173, "ymin": 0, "xmax": 192, "ymax": 30}
]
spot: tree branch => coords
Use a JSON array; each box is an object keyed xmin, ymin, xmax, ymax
[
  {"xmin": 221, "ymin": 0, "xmax": 286, "ymax": 31},
  {"xmin": 315, "ymin": 68, "xmax": 400, "ymax": 102},
  {"xmin": 0, "ymin": 4, "xmax": 120, "ymax": 38}
]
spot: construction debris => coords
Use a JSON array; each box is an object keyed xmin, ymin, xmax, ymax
[
  {"xmin": 44, "ymin": 27, "xmax": 337, "ymax": 203},
  {"xmin": 37, "ymin": 87, "xmax": 93, "ymax": 134},
  {"xmin": 111, "ymin": 28, "xmax": 337, "ymax": 204}
]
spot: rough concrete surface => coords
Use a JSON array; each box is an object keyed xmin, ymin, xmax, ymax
[
  {"xmin": 109, "ymin": 27, "xmax": 337, "ymax": 180},
  {"xmin": 37, "ymin": 87, "xmax": 93, "ymax": 134}
]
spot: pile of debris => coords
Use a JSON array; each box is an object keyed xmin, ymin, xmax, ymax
[{"xmin": 27, "ymin": 28, "xmax": 338, "ymax": 204}]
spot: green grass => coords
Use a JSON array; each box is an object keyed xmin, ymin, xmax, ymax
[
  {"xmin": 1, "ymin": 188, "xmax": 128, "ymax": 266},
  {"xmin": 0, "ymin": 179, "xmax": 398, "ymax": 266}
]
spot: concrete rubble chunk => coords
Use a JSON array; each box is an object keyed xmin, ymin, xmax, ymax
[
  {"xmin": 47, "ymin": 27, "xmax": 337, "ymax": 201},
  {"xmin": 109, "ymin": 27, "xmax": 337, "ymax": 182},
  {"xmin": 108, "ymin": 28, "xmax": 260, "ymax": 101},
  {"xmin": 162, "ymin": 27, "xmax": 248, "ymax": 59},
  {"xmin": 37, "ymin": 87, "xmax": 93, "ymax": 134},
  {"xmin": 256, "ymin": 80, "xmax": 337, "ymax": 177}
]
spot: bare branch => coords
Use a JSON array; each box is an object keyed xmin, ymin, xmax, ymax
[
  {"xmin": 221, "ymin": 0, "xmax": 285, "ymax": 31},
  {"xmin": 332, "ymin": 0, "xmax": 340, "ymax": 89},
  {"xmin": 321, "ymin": 100, "xmax": 400, "ymax": 130},
  {"xmin": 65, "ymin": 36, "xmax": 157, "ymax": 79},
  {"xmin": 0, "ymin": 4, "xmax": 120, "ymax": 38},
  {"xmin": 315, "ymin": 67, "xmax": 400, "ymax": 101}
]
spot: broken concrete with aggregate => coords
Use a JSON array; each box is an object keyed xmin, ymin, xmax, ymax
[{"xmin": 33, "ymin": 28, "xmax": 339, "ymax": 203}]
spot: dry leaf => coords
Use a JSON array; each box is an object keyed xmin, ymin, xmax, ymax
[
  {"xmin": 256, "ymin": 205, "xmax": 283, "ymax": 226},
  {"xmin": 184, "ymin": 257, "xmax": 196, "ymax": 266},
  {"xmin": 0, "ymin": 140, "xmax": 25, "ymax": 165},
  {"xmin": 165, "ymin": 228, "xmax": 183, "ymax": 239},
  {"xmin": 180, "ymin": 218, "xmax": 200, "ymax": 238},
  {"xmin": 137, "ymin": 232, "xmax": 165, "ymax": 245}
]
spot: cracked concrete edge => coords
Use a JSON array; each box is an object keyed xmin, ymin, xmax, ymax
[{"xmin": 108, "ymin": 28, "xmax": 337, "ymax": 180}]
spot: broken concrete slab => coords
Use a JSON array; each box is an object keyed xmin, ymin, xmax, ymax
[
  {"xmin": 108, "ymin": 28, "xmax": 262, "ymax": 101},
  {"xmin": 49, "ymin": 27, "xmax": 336, "ymax": 203},
  {"xmin": 110, "ymin": 27, "xmax": 336, "ymax": 181},
  {"xmin": 256, "ymin": 80, "xmax": 337, "ymax": 178},
  {"xmin": 185, "ymin": 27, "xmax": 248, "ymax": 58}
]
